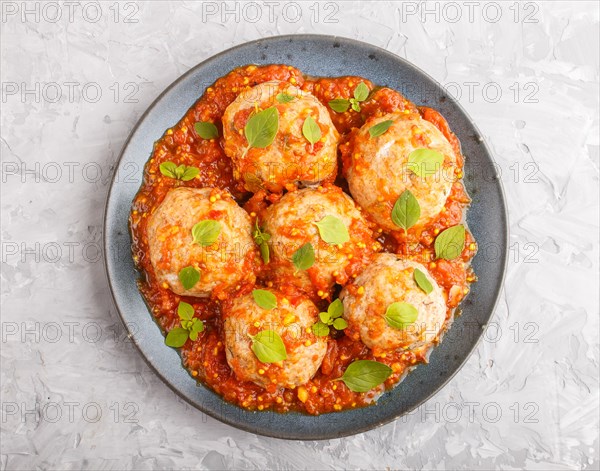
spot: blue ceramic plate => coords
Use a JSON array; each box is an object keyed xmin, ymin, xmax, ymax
[{"xmin": 104, "ymin": 35, "xmax": 507, "ymax": 440}]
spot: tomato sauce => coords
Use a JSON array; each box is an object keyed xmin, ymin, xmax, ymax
[{"xmin": 130, "ymin": 64, "xmax": 476, "ymax": 415}]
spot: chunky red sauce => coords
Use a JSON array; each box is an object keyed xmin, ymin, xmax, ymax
[{"xmin": 130, "ymin": 64, "xmax": 476, "ymax": 415}]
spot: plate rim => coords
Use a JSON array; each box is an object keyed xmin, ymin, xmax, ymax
[{"xmin": 103, "ymin": 33, "xmax": 509, "ymax": 440}]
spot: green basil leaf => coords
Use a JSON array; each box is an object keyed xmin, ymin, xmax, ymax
[
  {"xmin": 180, "ymin": 166, "xmax": 199, "ymax": 181},
  {"xmin": 408, "ymin": 148, "xmax": 445, "ymax": 178},
  {"xmin": 175, "ymin": 165, "xmax": 186, "ymax": 179},
  {"xmin": 177, "ymin": 301, "xmax": 195, "ymax": 321},
  {"xmin": 178, "ymin": 266, "xmax": 200, "ymax": 290},
  {"xmin": 276, "ymin": 93, "xmax": 295, "ymax": 103},
  {"xmin": 189, "ymin": 319, "xmax": 204, "ymax": 341},
  {"xmin": 350, "ymin": 100, "xmax": 361, "ymax": 112},
  {"xmin": 435, "ymin": 225, "xmax": 465, "ymax": 260},
  {"xmin": 191, "ymin": 318, "xmax": 205, "ymax": 333},
  {"xmin": 302, "ymin": 115, "xmax": 322, "ymax": 145},
  {"xmin": 165, "ymin": 327, "xmax": 189, "ymax": 347},
  {"xmin": 160, "ymin": 162, "xmax": 200, "ymax": 181},
  {"xmin": 192, "ymin": 220, "xmax": 221, "ymax": 246},
  {"xmin": 369, "ymin": 120, "xmax": 394, "ymax": 138},
  {"xmin": 353, "ymin": 82, "xmax": 369, "ymax": 102},
  {"xmin": 391, "ymin": 190, "xmax": 421, "ymax": 230},
  {"xmin": 319, "ymin": 311, "xmax": 331, "ymax": 324},
  {"xmin": 252, "ymin": 289, "xmax": 277, "ymax": 310},
  {"xmin": 245, "ymin": 106, "xmax": 279, "ymax": 149},
  {"xmin": 251, "ymin": 330, "xmax": 287, "ymax": 363},
  {"xmin": 339, "ymin": 360, "xmax": 392, "ymax": 393},
  {"xmin": 312, "ymin": 322, "xmax": 330, "ymax": 337},
  {"xmin": 159, "ymin": 161, "xmax": 178, "ymax": 178},
  {"xmin": 414, "ymin": 268, "xmax": 433, "ymax": 295},
  {"xmin": 292, "ymin": 242, "xmax": 315, "ymax": 270},
  {"xmin": 332, "ymin": 318, "xmax": 348, "ymax": 330},
  {"xmin": 194, "ymin": 121, "xmax": 219, "ymax": 139},
  {"xmin": 328, "ymin": 99, "xmax": 350, "ymax": 113},
  {"xmin": 259, "ymin": 242, "xmax": 270, "ymax": 264},
  {"xmin": 253, "ymin": 223, "xmax": 270, "ymax": 263},
  {"xmin": 314, "ymin": 215, "xmax": 350, "ymax": 245},
  {"xmin": 327, "ymin": 298, "xmax": 344, "ymax": 319},
  {"xmin": 384, "ymin": 302, "xmax": 418, "ymax": 330}
]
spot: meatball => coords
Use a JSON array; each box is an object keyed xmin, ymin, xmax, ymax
[
  {"xmin": 345, "ymin": 113, "xmax": 458, "ymax": 230},
  {"xmin": 147, "ymin": 187, "xmax": 259, "ymax": 298},
  {"xmin": 223, "ymin": 290, "xmax": 327, "ymax": 389},
  {"xmin": 340, "ymin": 253, "xmax": 446, "ymax": 353},
  {"xmin": 262, "ymin": 185, "xmax": 378, "ymax": 299},
  {"xmin": 222, "ymin": 81, "xmax": 339, "ymax": 192}
]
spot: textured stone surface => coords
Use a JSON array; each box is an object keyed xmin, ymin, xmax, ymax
[{"xmin": 1, "ymin": 1, "xmax": 598, "ymax": 469}]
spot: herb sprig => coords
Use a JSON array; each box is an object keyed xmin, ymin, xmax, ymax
[
  {"xmin": 328, "ymin": 82, "xmax": 370, "ymax": 113},
  {"xmin": 159, "ymin": 162, "xmax": 200, "ymax": 181},
  {"xmin": 313, "ymin": 299, "xmax": 347, "ymax": 337},
  {"xmin": 165, "ymin": 301, "xmax": 205, "ymax": 347},
  {"xmin": 253, "ymin": 221, "xmax": 271, "ymax": 264}
]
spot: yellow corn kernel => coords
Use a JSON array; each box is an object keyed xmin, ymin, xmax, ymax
[
  {"xmin": 469, "ymin": 243, "xmax": 476, "ymax": 250},
  {"xmin": 209, "ymin": 196, "xmax": 217, "ymax": 203},
  {"xmin": 304, "ymin": 340, "xmax": 312, "ymax": 347},
  {"xmin": 357, "ymin": 286, "xmax": 365, "ymax": 295},
  {"xmin": 283, "ymin": 313, "xmax": 296, "ymax": 326},
  {"xmin": 258, "ymin": 368, "xmax": 265, "ymax": 375},
  {"xmin": 433, "ymin": 228, "xmax": 440, "ymax": 235},
  {"xmin": 161, "ymin": 282, "xmax": 169, "ymax": 289},
  {"xmin": 311, "ymin": 386, "xmax": 318, "ymax": 393},
  {"xmin": 297, "ymin": 386, "xmax": 308, "ymax": 403},
  {"xmin": 333, "ymin": 404, "xmax": 342, "ymax": 411}
]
